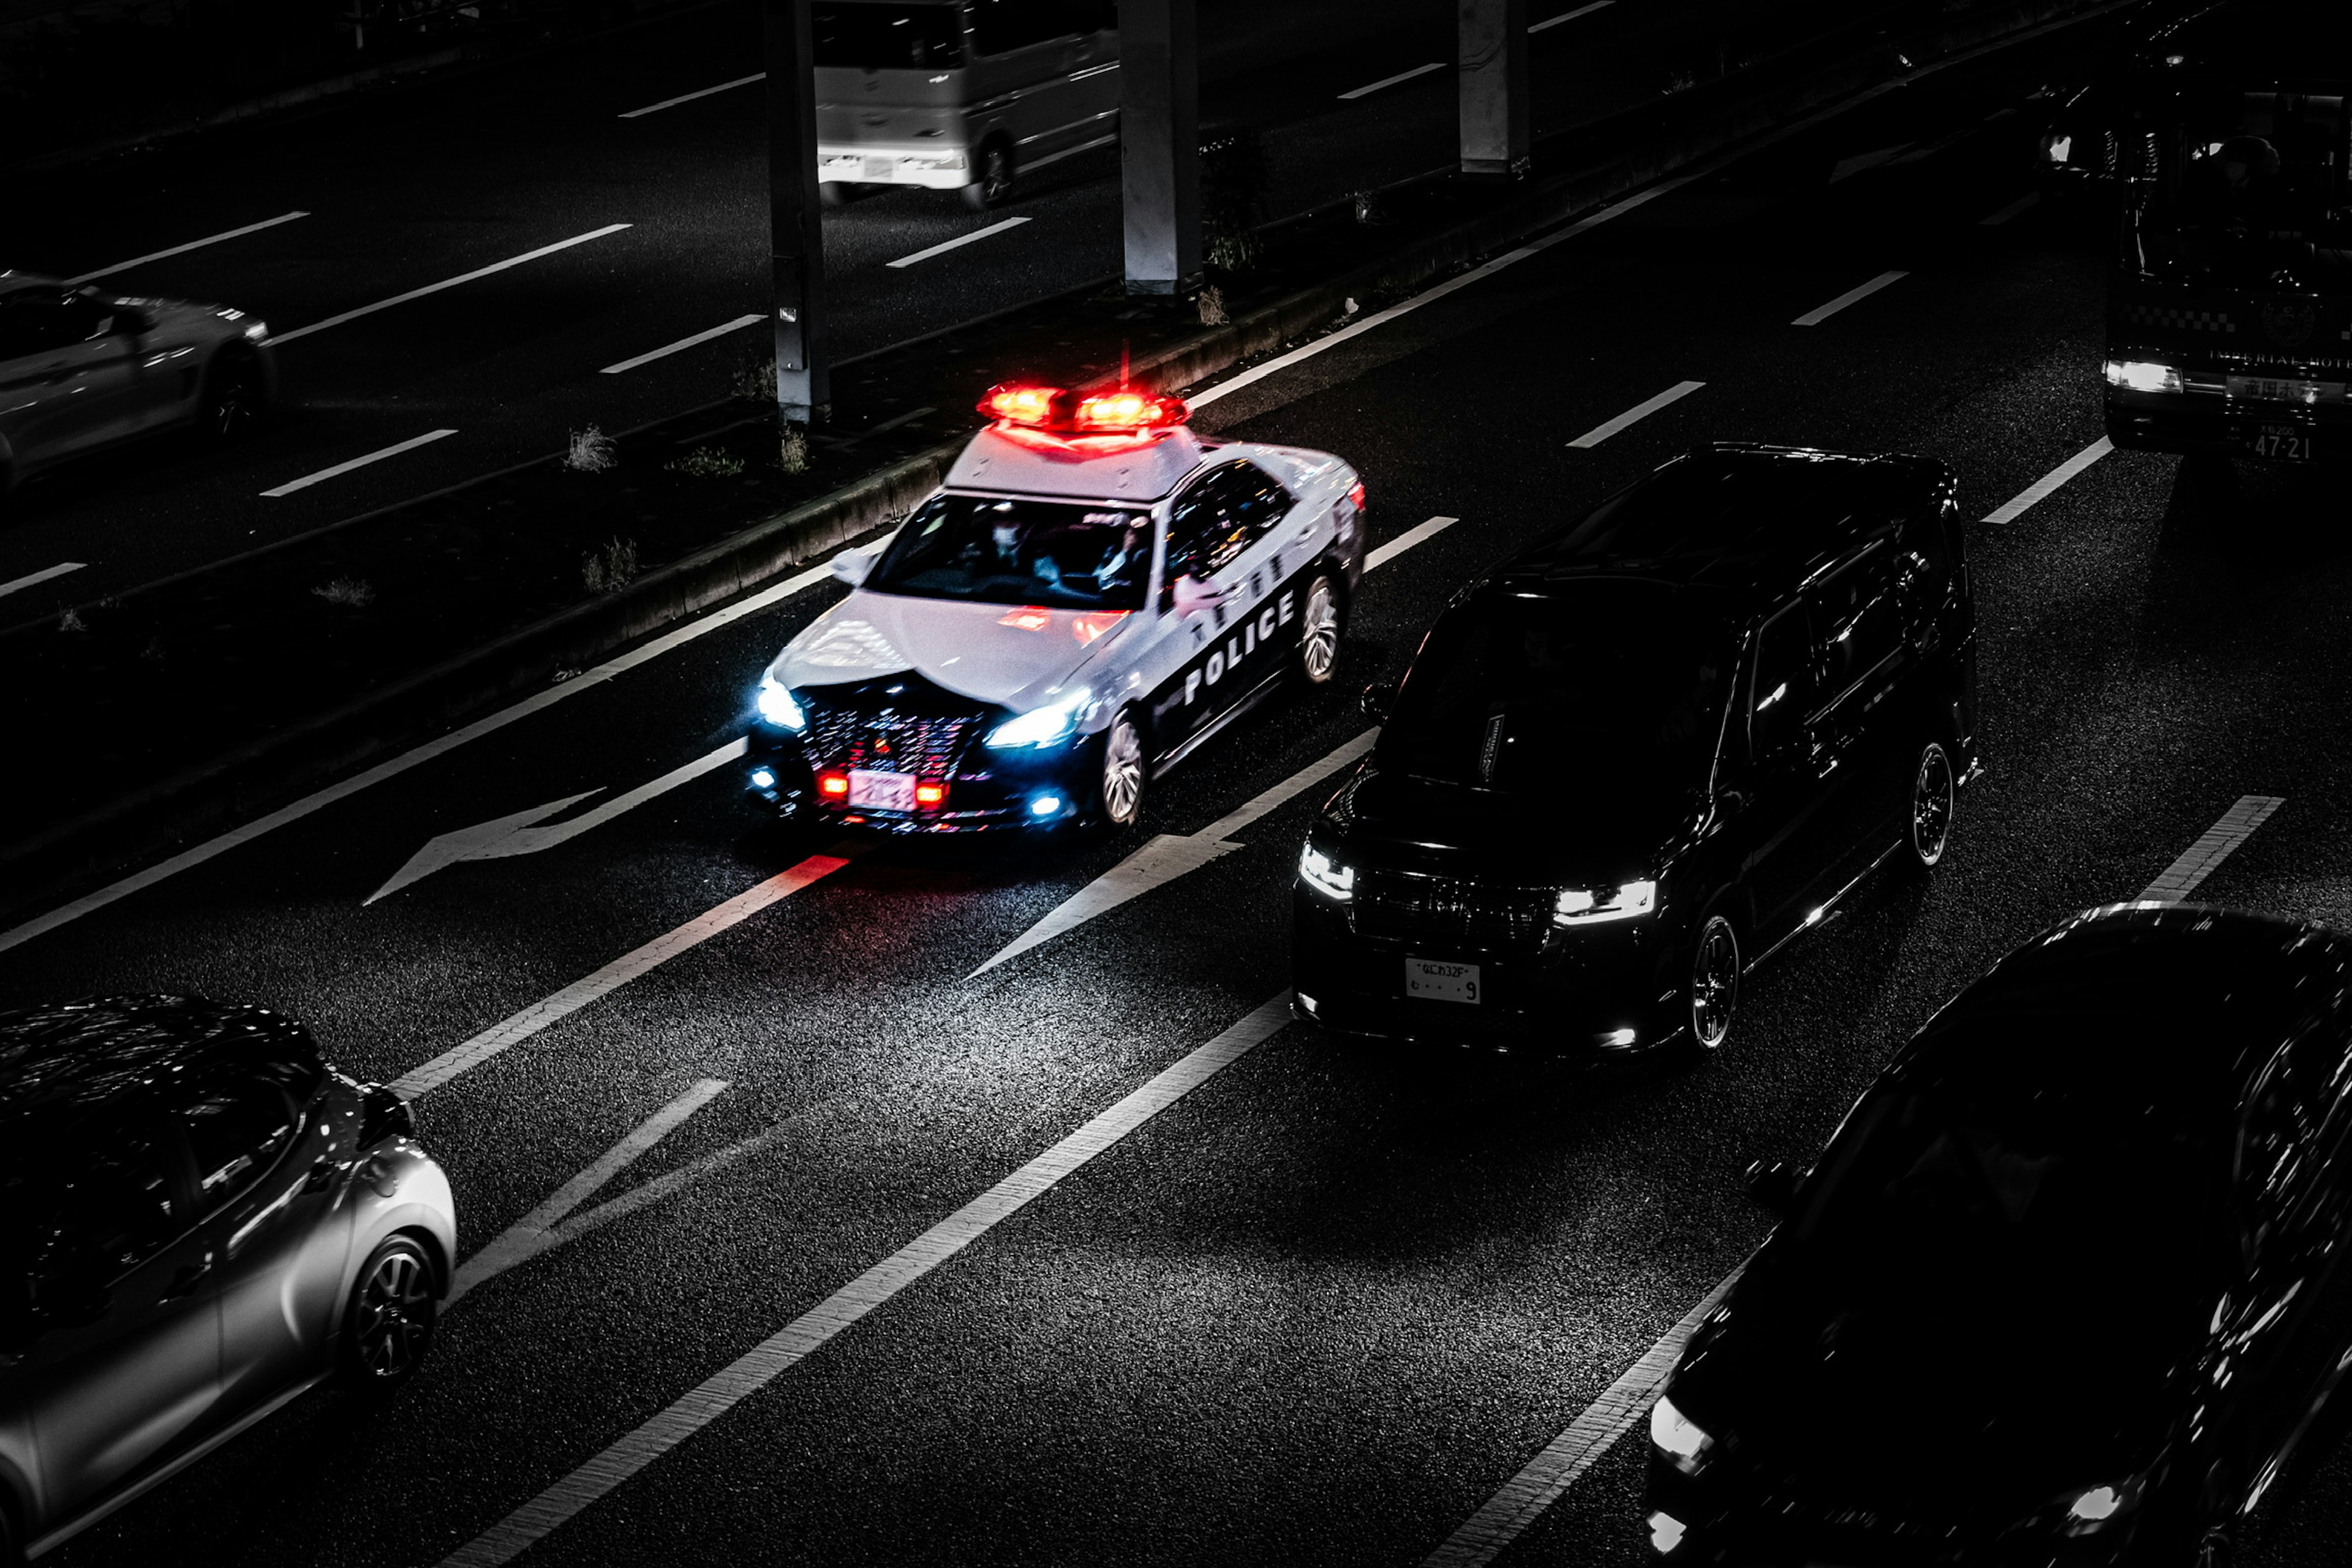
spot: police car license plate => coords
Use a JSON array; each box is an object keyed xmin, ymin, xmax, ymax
[
  {"xmin": 2242, "ymin": 423, "xmax": 2315, "ymax": 462},
  {"xmin": 846, "ymin": 769, "xmax": 918, "ymax": 810},
  {"xmin": 1406, "ymin": 958, "xmax": 1480, "ymax": 1005}
]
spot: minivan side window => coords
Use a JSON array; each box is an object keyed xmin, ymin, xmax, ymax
[
  {"xmin": 969, "ymin": 0, "xmax": 1080, "ymax": 55},
  {"xmin": 1161, "ymin": 461, "xmax": 1292, "ymax": 605},
  {"xmin": 181, "ymin": 1076, "xmax": 301, "ymax": 1210},
  {"xmin": 1812, "ymin": 542, "xmax": 1903, "ymax": 706},
  {"xmin": 1748, "ymin": 605, "xmax": 1813, "ymax": 759}
]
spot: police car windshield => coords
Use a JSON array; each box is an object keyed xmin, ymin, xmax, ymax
[
  {"xmin": 1381, "ymin": 586, "xmax": 1731, "ymax": 797},
  {"xmin": 866, "ymin": 494, "xmax": 1153, "ymax": 611},
  {"xmin": 812, "ymin": 2, "xmax": 966, "ymax": 69}
]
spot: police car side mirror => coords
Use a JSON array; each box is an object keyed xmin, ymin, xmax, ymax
[
  {"xmin": 1170, "ymin": 575, "xmax": 1226, "ymax": 617},
  {"xmin": 1358, "ymin": 680, "xmax": 1396, "ymax": 722},
  {"xmin": 829, "ymin": 548, "xmax": 875, "ymax": 588}
]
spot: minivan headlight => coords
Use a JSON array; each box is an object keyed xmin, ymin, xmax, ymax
[
  {"xmin": 1556, "ymin": 880, "xmax": 1656, "ymax": 925},
  {"xmin": 1298, "ymin": 845, "xmax": 1354, "ymax": 901},
  {"xmin": 755, "ymin": 676, "xmax": 807, "ymax": 731}
]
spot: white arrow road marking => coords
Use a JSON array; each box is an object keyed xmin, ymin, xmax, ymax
[
  {"xmin": 1420, "ymin": 796, "xmax": 2290, "ymax": 1564},
  {"xmin": 435, "ymin": 994, "xmax": 1294, "ymax": 1568},
  {"xmin": 970, "ymin": 729, "xmax": 1376, "ymax": 977},
  {"xmin": 448, "ymin": 1077, "xmax": 729, "ymax": 1306},
  {"xmin": 366, "ymin": 737, "xmax": 748, "ymax": 903},
  {"xmin": 387, "ymin": 846, "xmax": 858, "ymax": 1098}
]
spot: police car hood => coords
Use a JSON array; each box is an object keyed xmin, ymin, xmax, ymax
[{"xmin": 769, "ymin": 589, "xmax": 1131, "ymax": 710}]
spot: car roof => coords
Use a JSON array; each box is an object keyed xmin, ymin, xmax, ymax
[
  {"xmin": 0, "ymin": 995, "xmax": 322, "ymax": 1130},
  {"xmin": 1490, "ymin": 443, "xmax": 1951, "ymax": 611},
  {"xmin": 2127, "ymin": 0, "xmax": 2352, "ymax": 86},
  {"xmin": 1890, "ymin": 905, "xmax": 2352, "ymax": 1135},
  {"xmin": 943, "ymin": 422, "xmax": 1216, "ymax": 503}
]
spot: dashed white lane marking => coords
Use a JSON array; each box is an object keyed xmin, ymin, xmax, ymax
[
  {"xmin": 386, "ymin": 846, "xmax": 858, "ymax": 1099},
  {"xmin": 1531, "ymin": 0, "xmax": 1611, "ymax": 32},
  {"xmin": 1828, "ymin": 143, "xmax": 1915, "ymax": 183},
  {"xmin": 971, "ymin": 512, "xmax": 1458, "ymax": 974},
  {"xmin": 1340, "ymin": 61, "xmax": 1447, "ymax": 99},
  {"xmin": 267, "ymin": 224, "xmax": 632, "ymax": 345},
  {"xmin": 2138, "ymin": 796, "xmax": 2285, "ymax": 902},
  {"xmin": 0, "ymin": 556, "xmax": 839, "ymax": 955},
  {"xmin": 260, "ymin": 428, "xmax": 456, "ymax": 497},
  {"xmin": 1978, "ymin": 190, "xmax": 2040, "ymax": 225},
  {"xmin": 64, "ymin": 211, "xmax": 310, "ymax": 285},
  {"xmin": 1791, "ymin": 268, "xmax": 1909, "ymax": 326},
  {"xmin": 1567, "ymin": 380, "xmax": 1706, "ymax": 448},
  {"xmin": 0, "ymin": 561, "xmax": 87, "ymax": 598},
  {"xmin": 447, "ymin": 1078, "xmax": 729, "ymax": 1306},
  {"xmin": 1982, "ymin": 435, "xmax": 2111, "ymax": 524},
  {"xmin": 1423, "ymin": 796, "xmax": 2288, "ymax": 1562},
  {"xmin": 1422, "ymin": 1270, "xmax": 1746, "ymax": 1568},
  {"xmin": 435, "ymin": 993, "xmax": 1296, "ymax": 1568},
  {"xmin": 619, "ymin": 70, "xmax": 765, "ymax": 118},
  {"xmin": 886, "ymin": 216, "xmax": 1031, "ymax": 270},
  {"xmin": 602, "ymin": 314, "xmax": 764, "ymax": 374}
]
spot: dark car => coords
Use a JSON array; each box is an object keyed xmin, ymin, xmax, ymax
[
  {"xmin": 0, "ymin": 997, "xmax": 455, "ymax": 1561},
  {"xmin": 1291, "ymin": 442, "xmax": 1978, "ymax": 1055},
  {"xmin": 1646, "ymin": 904, "xmax": 2352, "ymax": 1567}
]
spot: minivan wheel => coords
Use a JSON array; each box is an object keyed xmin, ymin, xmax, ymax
[
  {"xmin": 339, "ymin": 1235, "xmax": 437, "ymax": 1392},
  {"xmin": 1686, "ymin": 911, "xmax": 1741, "ymax": 1054},
  {"xmin": 2191, "ymin": 1525, "xmax": 2235, "ymax": 1568},
  {"xmin": 962, "ymin": 143, "xmax": 1014, "ymax": 209},
  {"xmin": 202, "ymin": 351, "xmax": 265, "ymax": 442},
  {"xmin": 1906, "ymin": 739, "xmax": 1956, "ymax": 870},
  {"xmin": 1296, "ymin": 572, "xmax": 1342, "ymax": 685},
  {"xmin": 1096, "ymin": 709, "xmax": 1146, "ymax": 828}
]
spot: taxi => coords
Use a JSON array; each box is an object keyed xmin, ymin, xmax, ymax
[{"xmin": 745, "ymin": 383, "xmax": 1367, "ymax": 832}]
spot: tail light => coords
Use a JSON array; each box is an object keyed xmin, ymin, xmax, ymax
[
  {"xmin": 914, "ymin": 781, "xmax": 947, "ymax": 807},
  {"xmin": 818, "ymin": 771, "xmax": 850, "ymax": 799}
]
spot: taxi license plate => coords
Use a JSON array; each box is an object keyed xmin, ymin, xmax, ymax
[
  {"xmin": 2242, "ymin": 422, "xmax": 2316, "ymax": 462},
  {"xmin": 1406, "ymin": 958, "xmax": 1480, "ymax": 1005},
  {"xmin": 846, "ymin": 769, "xmax": 917, "ymax": 810}
]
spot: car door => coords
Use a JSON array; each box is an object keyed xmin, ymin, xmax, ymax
[
  {"xmin": 965, "ymin": 0, "xmax": 1076, "ymax": 163},
  {"xmin": 12, "ymin": 1121, "xmax": 222, "ymax": 1525},
  {"xmin": 0, "ymin": 290, "xmax": 140, "ymax": 464},
  {"xmin": 1141, "ymin": 460, "xmax": 1298, "ymax": 760},
  {"xmin": 1731, "ymin": 600, "xmax": 1832, "ymax": 940},
  {"xmin": 178, "ymin": 1065, "xmax": 352, "ymax": 1415},
  {"xmin": 1807, "ymin": 537, "xmax": 1913, "ymax": 870}
]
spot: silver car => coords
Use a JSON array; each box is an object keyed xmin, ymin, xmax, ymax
[
  {"xmin": 0, "ymin": 996, "xmax": 454, "ymax": 1561},
  {"xmin": 0, "ymin": 270, "xmax": 277, "ymax": 508}
]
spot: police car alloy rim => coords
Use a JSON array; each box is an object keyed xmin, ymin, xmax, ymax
[
  {"xmin": 1300, "ymin": 575, "xmax": 1341, "ymax": 684},
  {"xmin": 1101, "ymin": 714, "xmax": 1145, "ymax": 824},
  {"xmin": 1690, "ymin": 914, "xmax": 1739, "ymax": 1050},
  {"xmin": 1910, "ymin": 741, "xmax": 1954, "ymax": 867}
]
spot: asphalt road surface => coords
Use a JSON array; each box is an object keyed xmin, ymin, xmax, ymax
[
  {"xmin": 2, "ymin": 0, "xmax": 1716, "ymax": 617},
  {"xmin": 17, "ymin": 37, "xmax": 2352, "ymax": 1568}
]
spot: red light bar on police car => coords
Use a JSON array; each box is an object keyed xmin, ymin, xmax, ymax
[{"xmin": 976, "ymin": 382, "xmax": 1189, "ymax": 435}]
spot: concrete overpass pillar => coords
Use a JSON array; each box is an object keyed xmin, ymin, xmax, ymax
[
  {"xmin": 766, "ymin": 0, "xmax": 828, "ymax": 421},
  {"xmin": 1121, "ymin": 0, "xmax": 1201, "ymax": 295},
  {"xmin": 1458, "ymin": 0, "xmax": 1529, "ymax": 179}
]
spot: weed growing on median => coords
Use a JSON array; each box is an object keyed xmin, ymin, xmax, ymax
[
  {"xmin": 582, "ymin": 537, "xmax": 639, "ymax": 594},
  {"xmin": 564, "ymin": 424, "xmax": 618, "ymax": 473},
  {"xmin": 56, "ymin": 607, "xmax": 85, "ymax": 633},
  {"xmin": 666, "ymin": 445, "xmax": 744, "ymax": 478},
  {"xmin": 734, "ymin": 353, "xmax": 777, "ymax": 401},
  {"xmin": 1196, "ymin": 285, "xmax": 1228, "ymax": 326},
  {"xmin": 778, "ymin": 424, "xmax": 810, "ymax": 475},
  {"xmin": 312, "ymin": 577, "xmax": 376, "ymax": 608}
]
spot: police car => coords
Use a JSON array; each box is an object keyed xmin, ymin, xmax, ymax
[{"xmin": 745, "ymin": 383, "xmax": 1366, "ymax": 832}]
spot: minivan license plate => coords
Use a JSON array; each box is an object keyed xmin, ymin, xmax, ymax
[
  {"xmin": 1406, "ymin": 958, "xmax": 1480, "ymax": 1005},
  {"xmin": 847, "ymin": 769, "xmax": 917, "ymax": 811}
]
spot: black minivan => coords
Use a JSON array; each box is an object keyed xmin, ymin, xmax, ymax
[{"xmin": 1291, "ymin": 443, "xmax": 1978, "ymax": 1055}]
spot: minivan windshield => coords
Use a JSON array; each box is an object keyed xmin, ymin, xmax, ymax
[
  {"xmin": 812, "ymin": 1, "xmax": 967, "ymax": 69},
  {"xmin": 1380, "ymin": 586, "xmax": 1732, "ymax": 799},
  {"xmin": 866, "ymin": 493, "xmax": 1153, "ymax": 611}
]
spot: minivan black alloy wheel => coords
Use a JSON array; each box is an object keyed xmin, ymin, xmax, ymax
[
  {"xmin": 1688, "ymin": 913, "xmax": 1740, "ymax": 1052},
  {"xmin": 1908, "ymin": 740, "xmax": 1955, "ymax": 869},
  {"xmin": 341, "ymin": 1235, "xmax": 437, "ymax": 1390}
]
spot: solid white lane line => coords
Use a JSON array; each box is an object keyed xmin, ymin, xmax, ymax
[
  {"xmin": 1422, "ymin": 1269, "xmax": 1746, "ymax": 1568},
  {"xmin": 2138, "ymin": 796, "xmax": 2285, "ymax": 902},
  {"xmin": 258, "ymin": 429, "xmax": 456, "ymax": 497},
  {"xmin": 602, "ymin": 314, "xmax": 764, "ymax": 374},
  {"xmin": 0, "ymin": 555, "xmax": 840, "ymax": 956},
  {"xmin": 619, "ymin": 70, "xmax": 765, "ymax": 118},
  {"xmin": 385, "ymin": 848, "xmax": 856, "ymax": 1099},
  {"xmin": 1340, "ymin": 61, "xmax": 1447, "ymax": 99},
  {"xmin": 1791, "ymin": 268, "xmax": 1909, "ymax": 326},
  {"xmin": 886, "ymin": 216, "xmax": 1031, "ymax": 270},
  {"xmin": 436, "ymin": 994, "xmax": 1296, "ymax": 1568},
  {"xmin": 1531, "ymin": 0, "xmax": 1611, "ymax": 32},
  {"xmin": 0, "ymin": 561, "xmax": 87, "ymax": 598},
  {"xmin": 1982, "ymin": 436, "xmax": 2111, "ymax": 524},
  {"xmin": 448, "ymin": 1078, "xmax": 729, "ymax": 1306},
  {"xmin": 1366, "ymin": 514, "xmax": 1458, "ymax": 571},
  {"xmin": 63, "ymin": 211, "xmax": 310, "ymax": 285},
  {"xmin": 267, "ymin": 224, "xmax": 632, "ymax": 345},
  {"xmin": 1567, "ymin": 380, "xmax": 1706, "ymax": 448},
  {"xmin": 1978, "ymin": 191, "xmax": 2041, "ymax": 225}
]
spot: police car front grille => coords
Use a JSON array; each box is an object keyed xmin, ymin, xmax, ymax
[
  {"xmin": 804, "ymin": 707, "xmax": 986, "ymax": 780},
  {"xmin": 1350, "ymin": 870, "xmax": 1555, "ymax": 950}
]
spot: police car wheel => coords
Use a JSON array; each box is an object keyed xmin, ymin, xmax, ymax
[
  {"xmin": 1297, "ymin": 573, "xmax": 1342, "ymax": 685},
  {"xmin": 1097, "ymin": 711, "xmax": 1146, "ymax": 827}
]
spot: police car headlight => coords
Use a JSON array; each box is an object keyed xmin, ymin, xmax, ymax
[
  {"xmin": 985, "ymin": 695, "xmax": 1085, "ymax": 750},
  {"xmin": 244, "ymin": 320, "xmax": 270, "ymax": 342},
  {"xmin": 755, "ymin": 676, "xmax": 807, "ymax": 732},
  {"xmin": 1555, "ymin": 880, "xmax": 1656, "ymax": 926},
  {"xmin": 1298, "ymin": 845, "xmax": 1354, "ymax": 901}
]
